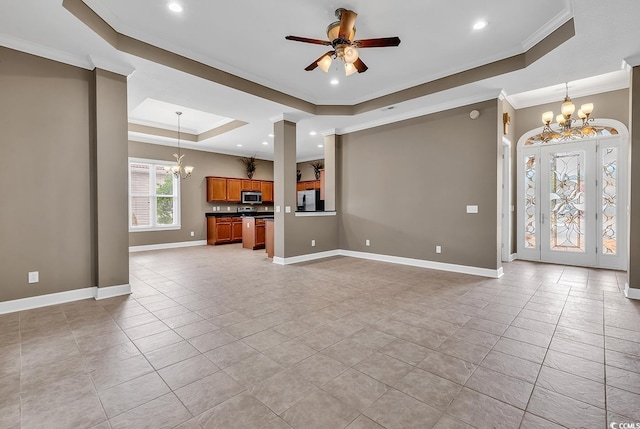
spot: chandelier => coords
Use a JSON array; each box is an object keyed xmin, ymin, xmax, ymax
[
  {"xmin": 540, "ymin": 83, "xmax": 595, "ymax": 142},
  {"xmin": 165, "ymin": 111, "xmax": 193, "ymax": 179}
]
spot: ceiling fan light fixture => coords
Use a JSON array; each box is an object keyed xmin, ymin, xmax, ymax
[
  {"xmin": 345, "ymin": 62, "xmax": 357, "ymax": 76},
  {"xmin": 343, "ymin": 46, "xmax": 359, "ymax": 63},
  {"xmin": 317, "ymin": 54, "xmax": 333, "ymax": 72}
]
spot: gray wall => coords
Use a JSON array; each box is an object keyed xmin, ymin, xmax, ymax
[
  {"xmin": 297, "ymin": 159, "xmax": 323, "ymax": 181},
  {"xmin": 0, "ymin": 47, "xmax": 128, "ymax": 302},
  {"xmin": 338, "ymin": 99, "xmax": 501, "ymax": 270},
  {"xmin": 128, "ymin": 141, "xmax": 274, "ymax": 247}
]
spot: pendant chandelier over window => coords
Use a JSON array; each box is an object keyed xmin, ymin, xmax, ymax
[
  {"xmin": 165, "ymin": 111, "xmax": 194, "ymax": 179},
  {"xmin": 540, "ymin": 83, "xmax": 595, "ymax": 142}
]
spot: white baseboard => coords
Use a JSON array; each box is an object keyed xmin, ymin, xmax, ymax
[
  {"xmin": 339, "ymin": 250, "xmax": 504, "ymax": 278},
  {"xmin": 0, "ymin": 284, "xmax": 132, "ymax": 315},
  {"xmin": 129, "ymin": 240, "xmax": 207, "ymax": 253},
  {"xmin": 96, "ymin": 284, "xmax": 132, "ymax": 300},
  {"xmin": 273, "ymin": 248, "xmax": 503, "ymax": 278},
  {"xmin": 273, "ymin": 250, "xmax": 340, "ymax": 265},
  {"xmin": 625, "ymin": 283, "xmax": 640, "ymax": 300},
  {"xmin": 510, "ymin": 253, "xmax": 518, "ymax": 262}
]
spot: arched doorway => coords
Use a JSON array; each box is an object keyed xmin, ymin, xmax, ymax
[{"xmin": 516, "ymin": 119, "xmax": 628, "ymax": 270}]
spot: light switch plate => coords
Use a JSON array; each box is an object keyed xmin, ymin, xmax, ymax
[
  {"xmin": 466, "ymin": 205, "xmax": 479, "ymax": 213},
  {"xmin": 28, "ymin": 271, "xmax": 39, "ymax": 283},
  {"xmin": 276, "ymin": 206, "xmax": 281, "ymax": 212},
  {"xmin": 285, "ymin": 206, "xmax": 291, "ymax": 213}
]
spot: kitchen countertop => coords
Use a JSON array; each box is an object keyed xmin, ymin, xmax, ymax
[{"xmin": 205, "ymin": 212, "xmax": 274, "ymax": 218}]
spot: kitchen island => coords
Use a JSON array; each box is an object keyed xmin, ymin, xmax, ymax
[{"xmin": 241, "ymin": 216, "xmax": 273, "ymax": 250}]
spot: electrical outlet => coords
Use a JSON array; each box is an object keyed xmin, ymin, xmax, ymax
[
  {"xmin": 190, "ymin": 231, "xmax": 195, "ymax": 237},
  {"xmin": 436, "ymin": 245, "xmax": 442, "ymax": 254},
  {"xmin": 366, "ymin": 239, "xmax": 370, "ymax": 246},
  {"xmin": 28, "ymin": 271, "xmax": 39, "ymax": 283},
  {"xmin": 311, "ymin": 239, "xmax": 316, "ymax": 247}
]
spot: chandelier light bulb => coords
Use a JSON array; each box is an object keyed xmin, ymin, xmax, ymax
[
  {"xmin": 561, "ymin": 99, "xmax": 575, "ymax": 117},
  {"xmin": 556, "ymin": 114, "xmax": 565, "ymax": 126},
  {"xmin": 581, "ymin": 103, "xmax": 594, "ymax": 115},
  {"xmin": 578, "ymin": 110, "xmax": 587, "ymax": 120},
  {"xmin": 541, "ymin": 111, "xmax": 554, "ymax": 125}
]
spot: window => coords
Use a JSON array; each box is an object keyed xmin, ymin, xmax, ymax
[{"xmin": 129, "ymin": 158, "xmax": 180, "ymax": 231}]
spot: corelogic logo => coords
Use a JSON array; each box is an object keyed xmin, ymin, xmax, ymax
[{"xmin": 610, "ymin": 422, "xmax": 640, "ymax": 429}]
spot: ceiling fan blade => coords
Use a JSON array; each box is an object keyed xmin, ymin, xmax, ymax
[
  {"xmin": 285, "ymin": 36, "xmax": 332, "ymax": 46},
  {"xmin": 338, "ymin": 10, "xmax": 357, "ymax": 39},
  {"xmin": 305, "ymin": 51, "xmax": 335, "ymax": 71},
  {"xmin": 354, "ymin": 37, "xmax": 401, "ymax": 48},
  {"xmin": 353, "ymin": 58, "xmax": 368, "ymax": 73}
]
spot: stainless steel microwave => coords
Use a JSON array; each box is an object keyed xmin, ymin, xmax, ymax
[{"xmin": 241, "ymin": 191, "xmax": 262, "ymax": 204}]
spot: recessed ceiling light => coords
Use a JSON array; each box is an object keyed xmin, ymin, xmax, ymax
[
  {"xmin": 236, "ymin": 144, "xmax": 243, "ymax": 147},
  {"xmin": 268, "ymin": 134, "xmax": 274, "ymax": 137},
  {"xmin": 473, "ymin": 20, "xmax": 487, "ymax": 30},
  {"xmin": 309, "ymin": 131, "xmax": 317, "ymax": 136},
  {"xmin": 262, "ymin": 141, "xmax": 268, "ymax": 145},
  {"xmin": 168, "ymin": 2, "xmax": 183, "ymax": 12},
  {"xmin": 330, "ymin": 78, "xmax": 339, "ymax": 85},
  {"xmin": 317, "ymin": 144, "xmax": 324, "ymax": 148}
]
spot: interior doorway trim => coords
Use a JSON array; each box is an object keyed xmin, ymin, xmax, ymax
[{"xmin": 502, "ymin": 137, "xmax": 512, "ymax": 262}]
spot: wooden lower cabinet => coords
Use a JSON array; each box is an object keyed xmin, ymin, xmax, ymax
[
  {"xmin": 265, "ymin": 220, "xmax": 274, "ymax": 258},
  {"xmin": 242, "ymin": 217, "xmax": 266, "ymax": 250},
  {"xmin": 207, "ymin": 216, "xmax": 243, "ymax": 245}
]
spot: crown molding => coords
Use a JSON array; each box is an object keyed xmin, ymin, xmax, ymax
[
  {"xmin": 521, "ymin": 1, "xmax": 573, "ymax": 51},
  {"xmin": 0, "ymin": 32, "xmax": 92, "ymax": 70},
  {"xmin": 87, "ymin": 54, "xmax": 136, "ymax": 77}
]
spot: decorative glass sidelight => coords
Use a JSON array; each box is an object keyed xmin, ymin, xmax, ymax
[
  {"xmin": 549, "ymin": 151, "xmax": 586, "ymax": 253},
  {"xmin": 602, "ymin": 147, "xmax": 617, "ymax": 254},
  {"xmin": 524, "ymin": 155, "xmax": 536, "ymax": 248}
]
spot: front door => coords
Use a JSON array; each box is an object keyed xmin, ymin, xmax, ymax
[{"xmin": 517, "ymin": 123, "xmax": 627, "ymax": 270}]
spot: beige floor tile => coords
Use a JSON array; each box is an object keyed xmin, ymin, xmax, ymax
[
  {"xmin": 465, "ymin": 366, "xmax": 534, "ymax": 410},
  {"xmin": 346, "ymin": 415, "xmax": 385, "ymax": 429},
  {"xmin": 249, "ymin": 369, "xmax": 317, "ymax": 415},
  {"xmin": 98, "ymin": 372, "xmax": 170, "ymax": 418},
  {"xmin": 223, "ymin": 353, "xmax": 283, "ymax": 386},
  {"xmin": 90, "ymin": 354, "xmax": 154, "ymax": 391},
  {"xmin": 158, "ymin": 354, "xmax": 219, "ymax": 390},
  {"xmin": 349, "ymin": 327, "xmax": 397, "ymax": 350},
  {"xmin": 436, "ymin": 338, "xmax": 491, "ymax": 364},
  {"xmin": 419, "ymin": 350, "xmax": 477, "ymax": 385},
  {"xmin": 323, "ymin": 368, "xmax": 388, "ymax": 412},
  {"xmin": 606, "ymin": 385, "xmax": 640, "ymax": 421},
  {"xmin": 519, "ymin": 412, "xmax": 565, "ymax": 429},
  {"xmin": 204, "ymin": 340, "xmax": 258, "ymax": 369},
  {"xmin": 526, "ymin": 386, "xmax": 605, "ymax": 429},
  {"xmin": 123, "ymin": 320, "xmax": 170, "ymax": 340},
  {"xmin": 480, "ymin": 350, "xmax": 541, "ymax": 384},
  {"xmin": 109, "ymin": 392, "xmax": 192, "ymax": 429},
  {"xmin": 174, "ymin": 371, "xmax": 245, "ymax": 415},
  {"xmin": 173, "ymin": 320, "xmax": 218, "ymax": 339},
  {"xmin": 292, "ymin": 353, "xmax": 348, "ymax": 386},
  {"xmin": 364, "ymin": 388, "xmax": 442, "ymax": 429},
  {"xmin": 394, "ymin": 368, "xmax": 461, "ymax": 410},
  {"xmin": 263, "ymin": 339, "xmax": 316, "ymax": 367},
  {"xmin": 197, "ymin": 392, "xmax": 276, "ymax": 429},
  {"xmin": 322, "ymin": 339, "xmax": 374, "ymax": 367},
  {"xmin": 432, "ymin": 414, "xmax": 474, "ymax": 429},
  {"xmin": 543, "ymin": 349, "xmax": 604, "ymax": 383},
  {"xmin": 536, "ymin": 366, "xmax": 604, "ymax": 408},
  {"xmin": 491, "ymin": 337, "xmax": 547, "ymax": 364},
  {"xmin": 379, "ymin": 338, "xmax": 429, "ymax": 366},
  {"xmin": 242, "ymin": 329, "xmax": 290, "ymax": 352},
  {"xmin": 188, "ymin": 329, "xmax": 237, "ymax": 353},
  {"xmin": 144, "ymin": 340, "xmax": 200, "ymax": 370},
  {"xmin": 354, "ymin": 352, "xmax": 413, "ymax": 386},
  {"xmin": 281, "ymin": 389, "xmax": 359, "ymax": 429},
  {"xmin": 447, "ymin": 387, "xmax": 524, "ymax": 429}
]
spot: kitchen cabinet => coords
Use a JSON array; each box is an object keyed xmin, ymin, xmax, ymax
[
  {"xmin": 206, "ymin": 176, "xmax": 274, "ymax": 203},
  {"xmin": 232, "ymin": 218, "xmax": 243, "ymax": 241},
  {"xmin": 227, "ymin": 179, "xmax": 242, "ymax": 202},
  {"xmin": 242, "ymin": 217, "xmax": 266, "ymax": 250},
  {"xmin": 320, "ymin": 169, "xmax": 325, "ymax": 200},
  {"xmin": 296, "ymin": 180, "xmax": 321, "ymax": 191},
  {"xmin": 207, "ymin": 216, "xmax": 243, "ymax": 245},
  {"xmin": 206, "ymin": 177, "xmax": 227, "ymax": 202},
  {"xmin": 261, "ymin": 181, "xmax": 273, "ymax": 202}
]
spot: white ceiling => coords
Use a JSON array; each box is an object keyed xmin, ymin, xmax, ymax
[{"xmin": 2, "ymin": 0, "xmax": 640, "ymax": 161}]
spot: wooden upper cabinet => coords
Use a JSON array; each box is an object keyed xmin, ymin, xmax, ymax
[
  {"xmin": 320, "ymin": 170, "xmax": 325, "ymax": 200},
  {"xmin": 305, "ymin": 181, "xmax": 316, "ymax": 190},
  {"xmin": 241, "ymin": 179, "xmax": 252, "ymax": 191},
  {"xmin": 296, "ymin": 182, "xmax": 305, "ymax": 192},
  {"xmin": 251, "ymin": 180, "xmax": 261, "ymax": 191},
  {"xmin": 206, "ymin": 177, "xmax": 227, "ymax": 202},
  {"xmin": 227, "ymin": 179, "xmax": 242, "ymax": 202},
  {"xmin": 261, "ymin": 181, "xmax": 274, "ymax": 202}
]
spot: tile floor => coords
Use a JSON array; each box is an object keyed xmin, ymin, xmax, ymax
[{"xmin": 1, "ymin": 244, "xmax": 640, "ymax": 428}]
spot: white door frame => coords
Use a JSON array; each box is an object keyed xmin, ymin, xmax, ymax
[
  {"xmin": 502, "ymin": 137, "xmax": 512, "ymax": 262},
  {"xmin": 516, "ymin": 119, "xmax": 629, "ymax": 270}
]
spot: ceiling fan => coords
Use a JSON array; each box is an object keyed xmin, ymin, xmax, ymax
[{"xmin": 285, "ymin": 8, "xmax": 401, "ymax": 76}]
